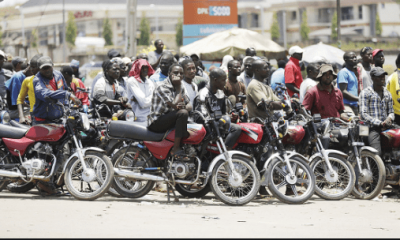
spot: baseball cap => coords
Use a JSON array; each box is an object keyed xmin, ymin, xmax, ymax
[
  {"xmin": 316, "ymin": 64, "xmax": 337, "ymax": 79},
  {"xmin": 0, "ymin": 50, "xmax": 5, "ymax": 58},
  {"xmin": 70, "ymin": 59, "xmax": 80, "ymax": 68},
  {"xmin": 370, "ymin": 67, "xmax": 388, "ymax": 77},
  {"xmin": 107, "ymin": 49, "xmax": 121, "ymax": 59},
  {"xmin": 37, "ymin": 56, "xmax": 53, "ymax": 69},
  {"xmin": 289, "ymin": 45, "xmax": 304, "ymax": 56},
  {"xmin": 11, "ymin": 57, "xmax": 27, "ymax": 67},
  {"xmin": 372, "ymin": 49, "xmax": 383, "ymax": 58}
]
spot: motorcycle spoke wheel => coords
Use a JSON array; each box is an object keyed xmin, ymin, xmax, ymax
[{"xmin": 0, "ymin": 150, "xmax": 12, "ymax": 192}]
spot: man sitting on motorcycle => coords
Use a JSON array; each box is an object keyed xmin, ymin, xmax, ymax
[
  {"xmin": 359, "ymin": 67, "xmax": 394, "ymax": 155},
  {"xmin": 60, "ymin": 66, "xmax": 90, "ymax": 112},
  {"xmin": 193, "ymin": 68, "xmax": 242, "ymax": 150}
]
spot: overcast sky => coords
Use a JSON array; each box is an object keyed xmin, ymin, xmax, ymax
[{"xmin": 0, "ymin": 0, "xmax": 28, "ymax": 8}]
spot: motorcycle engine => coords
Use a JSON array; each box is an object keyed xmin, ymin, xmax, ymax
[
  {"xmin": 385, "ymin": 164, "xmax": 400, "ymax": 181},
  {"xmin": 383, "ymin": 149, "xmax": 400, "ymax": 165},
  {"xmin": 21, "ymin": 159, "xmax": 46, "ymax": 175},
  {"xmin": 170, "ymin": 146, "xmax": 197, "ymax": 179},
  {"xmin": 22, "ymin": 142, "xmax": 54, "ymax": 175}
]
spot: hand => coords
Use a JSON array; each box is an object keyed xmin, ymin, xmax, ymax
[
  {"xmin": 382, "ymin": 117, "xmax": 393, "ymax": 127},
  {"xmin": 70, "ymin": 94, "xmax": 81, "ymax": 106},
  {"xmin": 340, "ymin": 113, "xmax": 350, "ymax": 122},
  {"xmin": 176, "ymin": 102, "xmax": 186, "ymax": 110},
  {"xmin": 131, "ymin": 96, "xmax": 138, "ymax": 103},
  {"xmin": 231, "ymin": 112, "xmax": 239, "ymax": 123}
]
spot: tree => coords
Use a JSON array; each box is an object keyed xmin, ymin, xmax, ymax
[
  {"xmin": 175, "ymin": 18, "xmax": 183, "ymax": 47},
  {"xmin": 300, "ymin": 11, "xmax": 310, "ymax": 41},
  {"xmin": 66, "ymin": 11, "xmax": 77, "ymax": 46},
  {"xmin": 331, "ymin": 11, "xmax": 338, "ymax": 41},
  {"xmin": 31, "ymin": 29, "xmax": 38, "ymax": 48},
  {"xmin": 376, "ymin": 13, "xmax": 382, "ymax": 36},
  {"xmin": 270, "ymin": 12, "xmax": 280, "ymax": 41},
  {"xmin": 103, "ymin": 17, "xmax": 113, "ymax": 46},
  {"xmin": 139, "ymin": 12, "xmax": 150, "ymax": 46}
]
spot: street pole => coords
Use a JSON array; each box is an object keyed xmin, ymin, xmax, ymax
[
  {"xmin": 20, "ymin": 9, "xmax": 25, "ymax": 47},
  {"xmin": 261, "ymin": 5, "xmax": 264, "ymax": 35},
  {"xmin": 337, "ymin": 0, "xmax": 341, "ymax": 42},
  {"xmin": 127, "ymin": 0, "xmax": 137, "ymax": 57},
  {"xmin": 282, "ymin": 0, "xmax": 287, "ymax": 49},
  {"xmin": 62, "ymin": 0, "xmax": 66, "ymax": 62},
  {"xmin": 155, "ymin": 5, "xmax": 159, "ymax": 39}
]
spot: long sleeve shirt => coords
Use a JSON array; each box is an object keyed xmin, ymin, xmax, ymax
[
  {"xmin": 126, "ymin": 76, "xmax": 155, "ymax": 122},
  {"xmin": 359, "ymin": 86, "xmax": 394, "ymax": 126}
]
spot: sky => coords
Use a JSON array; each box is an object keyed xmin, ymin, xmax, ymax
[{"xmin": 0, "ymin": 0, "xmax": 28, "ymax": 8}]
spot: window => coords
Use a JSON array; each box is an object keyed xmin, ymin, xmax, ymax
[
  {"xmin": 382, "ymin": 3, "xmax": 385, "ymax": 8},
  {"xmin": 341, "ymin": 7, "xmax": 354, "ymax": 20},
  {"xmin": 238, "ymin": 15, "xmax": 242, "ymax": 28},
  {"xmin": 58, "ymin": 24, "xmax": 63, "ymax": 44},
  {"xmin": 318, "ymin": 8, "xmax": 332, "ymax": 23},
  {"xmin": 38, "ymin": 27, "xmax": 48, "ymax": 46},
  {"xmin": 358, "ymin": 6, "xmax": 363, "ymax": 19},
  {"xmin": 77, "ymin": 22, "xmax": 86, "ymax": 37},
  {"xmin": 251, "ymin": 13, "xmax": 259, "ymax": 27},
  {"xmin": 291, "ymin": 11, "xmax": 297, "ymax": 21}
]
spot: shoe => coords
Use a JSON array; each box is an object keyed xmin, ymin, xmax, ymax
[{"xmin": 37, "ymin": 181, "xmax": 58, "ymax": 195}]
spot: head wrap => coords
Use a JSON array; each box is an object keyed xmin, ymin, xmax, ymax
[{"xmin": 128, "ymin": 59, "xmax": 155, "ymax": 83}]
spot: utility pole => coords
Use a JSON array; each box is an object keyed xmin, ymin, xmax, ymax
[
  {"xmin": 62, "ymin": 0, "xmax": 66, "ymax": 62},
  {"xmin": 337, "ymin": 0, "xmax": 341, "ymax": 42},
  {"xmin": 126, "ymin": 0, "xmax": 137, "ymax": 57}
]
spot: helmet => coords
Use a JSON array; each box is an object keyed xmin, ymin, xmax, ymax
[{"xmin": 219, "ymin": 115, "xmax": 231, "ymax": 134}]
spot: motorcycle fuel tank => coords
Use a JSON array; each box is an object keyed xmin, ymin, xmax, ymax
[
  {"xmin": 25, "ymin": 124, "xmax": 66, "ymax": 142},
  {"xmin": 282, "ymin": 125, "xmax": 305, "ymax": 145},
  {"xmin": 381, "ymin": 129, "xmax": 400, "ymax": 148},
  {"xmin": 237, "ymin": 123, "xmax": 263, "ymax": 144},
  {"xmin": 166, "ymin": 124, "xmax": 206, "ymax": 145}
]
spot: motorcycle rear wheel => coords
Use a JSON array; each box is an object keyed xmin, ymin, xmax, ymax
[
  {"xmin": 350, "ymin": 151, "xmax": 385, "ymax": 200},
  {"xmin": 111, "ymin": 146, "xmax": 156, "ymax": 198},
  {"xmin": 0, "ymin": 150, "xmax": 12, "ymax": 192},
  {"xmin": 210, "ymin": 156, "xmax": 260, "ymax": 206},
  {"xmin": 267, "ymin": 156, "xmax": 315, "ymax": 204},
  {"xmin": 175, "ymin": 183, "xmax": 211, "ymax": 198},
  {"xmin": 311, "ymin": 154, "xmax": 355, "ymax": 200}
]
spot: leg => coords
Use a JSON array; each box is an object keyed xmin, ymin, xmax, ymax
[
  {"xmin": 171, "ymin": 109, "xmax": 189, "ymax": 154},
  {"xmin": 224, "ymin": 123, "xmax": 242, "ymax": 150},
  {"xmin": 395, "ymin": 114, "xmax": 400, "ymax": 126},
  {"xmin": 368, "ymin": 128, "xmax": 382, "ymax": 156}
]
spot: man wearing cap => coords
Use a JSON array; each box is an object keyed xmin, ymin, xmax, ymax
[
  {"xmin": 61, "ymin": 66, "xmax": 90, "ymax": 111},
  {"xmin": 338, "ymin": 52, "xmax": 359, "ymax": 116},
  {"xmin": 285, "ymin": 46, "xmax": 304, "ymax": 97},
  {"xmin": 303, "ymin": 64, "xmax": 348, "ymax": 120},
  {"xmin": 0, "ymin": 50, "xmax": 14, "ymax": 99},
  {"xmin": 11, "ymin": 57, "xmax": 26, "ymax": 73},
  {"xmin": 373, "ymin": 49, "xmax": 385, "ymax": 68},
  {"xmin": 32, "ymin": 56, "xmax": 81, "ymax": 125},
  {"xmin": 359, "ymin": 67, "xmax": 394, "ymax": 155},
  {"xmin": 70, "ymin": 59, "xmax": 81, "ymax": 79},
  {"xmin": 387, "ymin": 53, "xmax": 400, "ymax": 125},
  {"xmin": 148, "ymin": 39, "xmax": 164, "ymax": 69}
]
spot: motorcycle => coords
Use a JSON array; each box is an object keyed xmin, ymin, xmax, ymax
[
  {"xmin": 106, "ymin": 109, "xmax": 260, "ymax": 206},
  {"xmin": 0, "ymin": 97, "xmax": 114, "ymax": 200}
]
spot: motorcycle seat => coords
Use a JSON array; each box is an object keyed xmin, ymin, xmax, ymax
[
  {"xmin": 107, "ymin": 121, "xmax": 167, "ymax": 141},
  {"xmin": 9, "ymin": 120, "xmax": 31, "ymax": 130},
  {"xmin": 0, "ymin": 124, "xmax": 28, "ymax": 139}
]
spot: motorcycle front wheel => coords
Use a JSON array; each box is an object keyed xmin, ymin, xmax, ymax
[
  {"xmin": 267, "ymin": 156, "xmax": 315, "ymax": 204},
  {"xmin": 311, "ymin": 155, "xmax": 355, "ymax": 200},
  {"xmin": 210, "ymin": 156, "xmax": 260, "ymax": 206},
  {"xmin": 64, "ymin": 152, "xmax": 114, "ymax": 201}
]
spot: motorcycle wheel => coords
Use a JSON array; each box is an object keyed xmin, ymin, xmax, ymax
[
  {"xmin": 267, "ymin": 156, "xmax": 315, "ymax": 204},
  {"xmin": 350, "ymin": 151, "xmax": 385, "ymax": 200},
  {"xmin": 111, "ymin": 146, "xmax": 156, "ymax": 198},
  {"xmin": 210, "ymin": 156, "xmax": 260, "ymax": 206},
  {"xmin": 7, "ymin": 181, "xmax": 35, "ymax": 193},
  {"xmin": 0, "ymin": 150, "xmax": 12, "ymax": 192},
  {"xmin": 175, "ymin": 183, "xmax": 211, "ymax": 198},
  {"xmin": 310, "ymin": 154, "xmax": 355, "ymax": 200},
  {"xmin": 64, "ymin": 152, "xmax": 113, "ymax": 201}
]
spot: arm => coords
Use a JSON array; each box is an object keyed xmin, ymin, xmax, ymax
[
  {"xmin": 285, "ymin": 83, "xmax": 300, "ymax": 94},
  {"xmin": 359, "ymin": 91, "xmax": 381, "ymax": 126},
  {"xmin": 248, "ymin": 84, "xmax": 284, "ymax": 110},
  {"xmin": 33, "ymin": 77, "xmax": 71, "ymax": 103},
  {"xmin": 284, "ymin": 65, "xmax": 299, "ymax": 93},
  {"xmin": 127, "ymin": 80, "xmax": 153, "ymax": 108},
  {"xmin": 302, "ymin": 91, "xmax": 314, "ymax": 112},
  {"xmin": 339, "ymin": 83, "xmax": 359, "ymax": 102}
]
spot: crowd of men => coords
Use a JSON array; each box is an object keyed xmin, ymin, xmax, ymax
[{"xmin": 0, "ymin": 39, "xmax": 399, "ymax": 159}]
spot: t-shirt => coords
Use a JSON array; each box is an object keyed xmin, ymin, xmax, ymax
[
  {"xmin": 17, "ymin": 76, "xmax": 36, "ymax": 112},
  {"xmin": 337, "ymin": 67, "xmax": 358, "ymax": 107},
  {"xmin": 302, "ymin": 84, "xmax": 345, "ymax": 119},
  {"xmin": 181, "ymin": 79, "xmax": 198, "ymax": 107},
  {"xmin": 149, "ymin": 72, "xmax": 168, "ymax": 87},
  {"xmin": 223, "ymin": 79, "xmax": 246, "ymax": 104},
  {"xmin": 270, "ymin": 68, "xmax": 285, "ymax": 91},
  {"xmin": 299, "ymin": 78, "xmax": 318, "ymax": 103},
  {"xmin": 284, "ymin": 57, "xmax": 303, "ymax": 97},
  {"xmin": 148, "ymin": 51, "xmax": 163, "ymax": 66},
  {"xmin": 246, "ymin": 79, "xmax": 280, "ymax": 119},
  {"xmin": 358, "ymin": 63, "xmax": 372, "ymax": 89}
]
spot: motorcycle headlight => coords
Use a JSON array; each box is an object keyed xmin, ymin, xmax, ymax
[
  {"xmin": 358, "ymin": 125, "xmax": 369, "ymax": 137},
  {"xmin": 322, "ymin": 119, "xmax": 331, "ymax": 136},
  {"xmin": 80, "ymin": 113, "xmax": 90, "ymax": 131},
  {"xmin": 0, "ymin": 111, "xmax": 10, "ymax": 124},
  {"xmin": 277, "ymin": 119, "xmax": 288, "ymax": 138}
]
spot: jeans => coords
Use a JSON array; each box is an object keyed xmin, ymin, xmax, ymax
[
  {"xmin": 32, "ymin": 118, "xmax": 63, "ymax": 126},
  {"xmin": 148, "ymin": 109, "xmax": 189, "ymax": 138},
  {"xmin": 368, "ymin": 127, "xmax": 382, "ymax": 155},
  {"xmin": 225, "ymin": 123, "xmax": 242, "ymax": 149}
]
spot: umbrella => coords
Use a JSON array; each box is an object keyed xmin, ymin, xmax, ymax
[
  {"xmin": 180, "ymin": 27, "xmax": 286, "ymax": 61},
  {"xmin": 302, "ymin": 42, "xmax": 345, "ymax": 67}
]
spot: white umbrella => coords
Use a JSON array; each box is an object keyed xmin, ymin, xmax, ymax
[
  {"xmin": 302, "ymin": 42, "xmax": 345, "ymax": 66},
  {"xmin": 180, "ymin": 27, "xmax": 286, "ymax": 61}
]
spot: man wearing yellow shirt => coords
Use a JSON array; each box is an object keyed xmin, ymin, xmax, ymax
[{"xmin": 386, "ymin": 53, "xmax": 400, "ymax": 125}]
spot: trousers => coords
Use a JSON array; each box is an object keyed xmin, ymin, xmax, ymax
[{"xmin": 148, "ymin": 109, "xmax": 189, "ymax": 138}]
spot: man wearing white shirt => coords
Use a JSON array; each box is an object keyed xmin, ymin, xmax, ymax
[
  {"xmin": 299, "ymin": 63, "xmax": 319, "ymax": 103},
  {"xmin": 180, "ymin": 59, "xmax": 198, "ymax": 107}
]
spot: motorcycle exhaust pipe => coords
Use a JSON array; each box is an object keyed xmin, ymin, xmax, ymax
[
  {"xmin": 0, "ymin": 169, "xmax": 24, "ymax": 178},
  {"xmin": 114, "ymin": 168, "xmax": 166, "ymax": 182}
]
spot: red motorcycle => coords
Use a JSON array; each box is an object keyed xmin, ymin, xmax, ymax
[{"xmin": 0, "ymin": 99, "xmax": 114, "ymax": 200}]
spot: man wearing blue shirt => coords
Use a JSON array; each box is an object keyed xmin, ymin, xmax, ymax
[
  {"xmin": 338, "ymin": 52, "xmax": 359, "ymax": 115},
  {"xmin": 149, "ymin": 53, "xmax": 174, "ymax": 87},
  {"xmin": 270, "ymin": 60, "xmax": 287, "ymax": 91}
]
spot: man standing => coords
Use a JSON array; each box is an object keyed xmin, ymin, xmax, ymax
[
  {"xmin": 70, "ymin": 59, "xmax": 81, "ymax": 79},
  {"xmin": 11, "ymin": 57, "xmax": 26, "ymax": 73},
  {"xmin": 245, "ymin": 47, "xmax": 256, "ymax": 57},
  {"xmin": 359, "ymin": 67, "xmax": 394, "ymax": 156},
  {"xmin": 285, "ymin": 46, "xmax": 304, "ymax": 97},
  {"xmin": 181, "ymin": 59, "xmax": 199, "ymax": 107},
  {"xmin": 357, "ymin": 46, "xmax": 373, "ymax": 89},
  {"xmin": 238, "ymin": 57, "xmax": 254, "ymax": 88},
  {"xmin": 0, "ymin": 51, "xmax": 14, "ymax": 100},
  {"xmin": 224, "ymin": 60, "xmax": 246, "ymax": 104},
  {"xmin": 338, "ymin": 52, "xmax": 359, "ymax": 115},
  {"xmin": 373, "ymin": 49, "xmax": 385, "ymax": 68},
  {"xmin": 149, "ymin": 53, "xmax": 174, "ymax": 87},
  {"xmin": 270, "ymin": 60, "xmax": 287, "ymax": 91},
  {"xmin": 387, "ymin": 53, "xmax": 400, "ymax": 125},
  {"xmin": 60, "ymin": 66, "xmax": 90, "ymax": 110},
  {"xmin": 148, "ymin": 39, "xmax": 164, "ymax": 69},
  {"xmin": 246, "ymin": 60, "xmax": 287, "ymax": 119},
  {"xmin": 299, "ymin": 63, "xmax": 319, "ymax": 103}
]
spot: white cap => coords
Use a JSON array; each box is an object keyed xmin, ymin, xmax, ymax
[
  {"xmin": 288, "ymin": 45, "xmax": 303, "ymax": 56},
  {"xmin": 122, "ymin": 57, "xmax": 131, "ymax": 65},
  {"xmin": 0, "ymin": 50, "xmax": 5, "ymax": 58}
]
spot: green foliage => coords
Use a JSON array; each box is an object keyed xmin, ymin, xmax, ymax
[
  {"xmin": 270, "ymin": 12, "xmax": 280, "ymax": 41},
  {"xmin": 66, "ymin": 12, "xmax": 77, "ymax": 46},
  {"xmin": 300, "ymin": 11, "xmax": 309, "ymax": 41},
  {"xmin": 175, "ymin": 18, "xmax": 183, "ymax": 47},
  {"xmin": 103, "ymin": 17, "xmax": 113, "ymax": 46},
  {"xmin": 376, "ymin": 13, "xmax": 382, "ymax": 36},
  {"xmin": 331, "ymin": 11, "xmax": 338, "ymax": 41},
  {"xmin": 139, "ymin": 12, "xmax": 150, "ymax": 46},
  {"xmin": 31, "ymin": 29, "xmax": 38, "ymax": 48}
]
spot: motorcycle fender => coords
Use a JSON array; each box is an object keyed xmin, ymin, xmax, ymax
[
  {"xmin": 104, "ymin": 139, "xmax": 123, "ymax": 155},
  {"xmin": 61, "ymin": 147, "xmax": 106, "ymax": 173},
  {"xmin": 360, "ymin": 146, "xmax": 379, "ymax": 154},
  {"xmin": 308, "ymin": 150, "xmax": 348, "ymax": 163},
  {"xmin": 206, "ymin": 150, "xmax": 253, "ymax": 175}
]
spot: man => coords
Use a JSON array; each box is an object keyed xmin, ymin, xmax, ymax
[
  {"xmin": 237, "ymin": 54, "xmax": 245, "ymax": 66},
  {"xmin": 238, "ymin": 57, "xmax": 254, "ymax": 88},
  {"xmin": 60, "ymin": 66, "xmax": 90, "ymax": 109},
  {"xmin": 387, "ymin": 53, "xmax": 400, "ymax": 125},
  {"xmin": 70, "ymin": 59, "xmax": 80, "ymax": 79},
  {"xmin": 0, "ymin": 50, "xmax": 13, "ymax": 100},
  {"xmin": 190, "ymin": 54, "xmax": 209, "ymax": 81},
  {"xmin": 148, "ymin": 39, "xmax": 164, "ymax": 69},
  {"xmin": 359, "ymin": 67, "xmax": 394, "ymax": 156},
  {"xmin": 181, "ymin": 59, "xmax": 199, "ymax": 107},
  {"xmin": 270, "ymin": 60, "xmax": 287, "ymax": 91},
  {"xmin": 285, "ymin": 46, "xmax": 304, "ymax": 97},
  {"xmin": 107, "ymin": 49, "xmax": 122, "ymax": 59},
  {"xmin": 245, "ymin": 47, "xmax": 256, "ymax": 57},
  {"xmin": 338, "ymin": 52, "xmax": 359, "ymax": 116},
  {"xmin": 136, "ymin": 53, "xmax": 148, "ymax": 61},
  {"xmin": 303, "ymin": 64, "xmax": 348, "ymax": 120},
  {"xmin": 357, "ymin": 46, "xmax": 373, "ymax": 89},
  {"xmin": 247, "ymin": 59, "xmax": 287, "ymax": 119},
  {"xmin": 194, "ymin": 68, "xmax": 242, "ymax": 150},
  {"xmin": 299, "ymin": 63, "xmax": 320, "ymax": 103},
  {"xmin": 224, "ymin": 60, "xmax": 246, "ymax": 104},
  {"xmin": 373, "ymin": 49, "xmax": 385, "ymax": 68},
  {"xmin": 33, "ymin": 56, "xmax": 81, "ymax": 125},
  {"xmin": 149, "ymin": 53, "xmax": 174, "ymax": 87},
  {"xmin": 11, "ymin": 57, "xmax": 26, "ymax": 73}
]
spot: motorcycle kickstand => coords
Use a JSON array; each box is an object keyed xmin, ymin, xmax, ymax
[{"xmin": 166, "ymin": 183, "xmax": 179, "ymax": 203}]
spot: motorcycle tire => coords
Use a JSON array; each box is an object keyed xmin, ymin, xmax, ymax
[
  {"xmin": 111, "ymin": 146, "xmax": 156, "ymax": 199},
  {"xmin": 175, "ymin": 183, "xmax": 211, "ymax": 198},
  {"xmin": 210, "ymin": 156, "xmax": 260, "ymax": 206},
  {"xmin": 310, "ymin": 154, "xmax": 355, "ymax": 200},
  {"xmin": 350, "ymin": 151, "xmax": 385, "ymax": 200},
  {"xmin": 64, "ymin": 151, "xmax": 114, "ymax": 201},
  {"xmin": 7, "ymin": 182, "xmax": 35, "ymax": 193},
  {"xmin": 0, "ymin": 150, "xmax": 13, "ymax": 192},
  {"xmin": 267, "ymin": 156, "xmax": 315, "ymax": 204}
]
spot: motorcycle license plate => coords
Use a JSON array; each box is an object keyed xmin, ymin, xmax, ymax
[
  {"xmin": 352, "ymin": 142, "xmax": 365, "ymax": 146},
  {"xmin": 358, "ymin": 125, "xmax": 369, "ymax": 136}
]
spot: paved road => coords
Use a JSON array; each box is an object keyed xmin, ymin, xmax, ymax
[{"xmin": 0, "ymin": 188, "xmax": 399, "ymax": 238}]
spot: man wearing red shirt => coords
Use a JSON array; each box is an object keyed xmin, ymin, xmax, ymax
[
  {"xmin": 285, "ymin": 46, "xmax": 304, "ymax": 97},
  {"xmin": 302, "ymin": 64, "xmax": 349, "ymax": 121}
]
